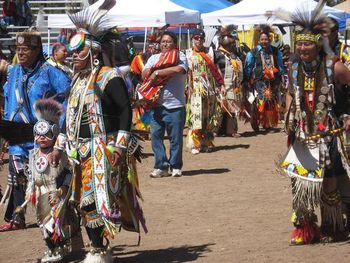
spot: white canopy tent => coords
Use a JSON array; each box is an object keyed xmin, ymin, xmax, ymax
[
  {"xmin": 202, "ymin": 0, "xmax": 348, "ymax": 26},
  {"xmin": 48, "ymin": 0, "xmax": 200, "ymax": 28}
]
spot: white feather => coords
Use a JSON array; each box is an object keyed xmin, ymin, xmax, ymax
[{"xmin": 83, "ymin": 251, "xmax": 113, "ymax": 263}]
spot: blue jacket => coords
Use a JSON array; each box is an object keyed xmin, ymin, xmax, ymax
[{"xmin": 3, "ymin": 60, "xmax": 70, "ymax": 157}]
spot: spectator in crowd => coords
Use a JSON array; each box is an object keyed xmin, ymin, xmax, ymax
[
  {"xmin": 15, "ymin": 0, "xmax": 33, "ymax": 26},
  {"xmin": 0, "ymin": 19, "xmax": 9, "ymax": 38},
  {"xmin": 271, "ymin": 32, "xmax": 284, "ymax": 51},
  {"xmin": 2, "ymin": 0, "xmax": 17, "ymax": 26},
  {"xmin": 57, "ymin": 29, "xmax": 69, "ymax": 46},
  {"xmin": 141, "ymin": 31, "xmax": 188, "ymax": 178},
  {"xmin": 0, "ymin": 30, "xmax": 70, "ymax": 232}
]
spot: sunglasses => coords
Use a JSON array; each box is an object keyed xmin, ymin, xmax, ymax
[{"xmin": 193, "ymin": 35, "xmax": 204, "ymax": 41}]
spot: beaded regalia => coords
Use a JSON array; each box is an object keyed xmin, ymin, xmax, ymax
[
  {"xmin": 54, "ymin": 1, "xmax": 147, "ymax": 262},
  {"xmin": 278, "ymin": 0, "xmax": 350, "ymax": 245},
  {"xmin": 25, "ymin": 99, "xmax": 78, "ymax": 262}
]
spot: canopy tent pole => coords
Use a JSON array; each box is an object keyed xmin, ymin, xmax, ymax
[
  {"xmin": 187, "ymin": 28, "xmax": 190, "ymax": 49},
  {"xmin": 179, "ymin": 26, "xmax": 182, "ymax": 49},
  {"xmin": 143, "ymin": 27, "xmax": 148, "ymax": 53},
  {"xmin": 242, "ymin": 25, "xmax": 245, "ymax": 43},
  {"xmin": 47, "ymin": 28, "xmax": 51, "ymax": 56}
]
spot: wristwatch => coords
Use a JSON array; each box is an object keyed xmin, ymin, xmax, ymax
[{"xmin": 155, "ymin": 70, "xmax": 159, "ymax": 77}]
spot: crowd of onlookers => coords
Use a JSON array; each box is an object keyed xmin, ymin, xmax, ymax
[{"xmin": 2, "ymin": 0, "xmax": 33, "ymax": 26}]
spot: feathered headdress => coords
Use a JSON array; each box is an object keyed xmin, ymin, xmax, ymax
[
  {"xmin": 34, "ymin": 98, "xmax": 63, "ymax": 124},
  {"xmin": 67, "ymin": 0, "xmax": 116, "ymax": 52},
  {"xmin": 33, "ymin": 99, "xmax": 63, "ymax": 138},
  {"xmin": 276, "ymin": 0, "xmax": 335, "ymax": 45}
]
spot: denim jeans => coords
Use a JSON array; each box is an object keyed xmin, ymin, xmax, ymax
[
  {"xmin": 151, "ymin": 106, "xmax": 185, "ymax": 170},
  {"xmin": 3, "ymin": 16, "xmax": 15, "ymax": 25}
]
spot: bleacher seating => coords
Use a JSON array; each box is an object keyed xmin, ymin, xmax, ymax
[{"xmin": 0, "ymin": 0, "xmax": 83, "ymax": 55}]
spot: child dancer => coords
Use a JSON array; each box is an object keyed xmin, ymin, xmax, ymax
[{"xmin": 26, "ymin": 99, "xmax": 77, "ymax": 262}]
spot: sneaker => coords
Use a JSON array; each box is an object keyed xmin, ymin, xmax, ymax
[
  {"xmin": 172, "ymin": 169, "xmax": 182, "ymax": 177},
  {"xmin": 191, "ymin": 148, "xmax": 200, "ymax": 155},
  {"xmin": 150, "ymin": 169, "xmax": 169, "ymax": 178}
]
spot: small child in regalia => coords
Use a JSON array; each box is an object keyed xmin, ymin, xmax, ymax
[{"xmin": 25, "ymin": 98, "xmax": 77, "ymax": 263}]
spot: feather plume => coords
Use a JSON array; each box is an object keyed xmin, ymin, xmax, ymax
[
  {"xmin": 274, "ymin": 8, "xmax": 293, "ymax": 23},
  {"xmin": 311, "ymin": 0, "xmax": 327, "ymax": 23},
  {"xmin": 34, "ymin": 98, "xmax": 63, "ymax": 124},
  {"xmin": 67, "ymin": 0, "xmax": 116, "ymax": 40},
  {"xmin": 275, "ymin": 0, "xmax": 329, "ymax": 35}
]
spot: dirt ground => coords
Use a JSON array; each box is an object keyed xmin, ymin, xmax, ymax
[{"xmin": 1, "ymin": 121, "xmax": 350, "ymax": 263}]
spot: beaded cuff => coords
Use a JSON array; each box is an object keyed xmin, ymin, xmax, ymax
[
  {"xmin": 115, "ymin": 130, "xmax": 131, "ymax": 150},
  {"xmin": 54, "ymin": 133, "xmax": 67, "ymax": 151}
]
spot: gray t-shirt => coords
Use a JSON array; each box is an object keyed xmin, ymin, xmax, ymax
[{"xmin": 144, "ymin": 51, "xmax": 188, "ymax": 109}]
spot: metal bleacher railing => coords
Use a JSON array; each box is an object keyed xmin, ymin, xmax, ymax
[{"xmin": 1, "ymin": 0, "xmax": 83, "ymax": 55}]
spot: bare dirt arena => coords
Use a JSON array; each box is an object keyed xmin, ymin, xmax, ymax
[{"xmin": 1, "ymin": 121, "xmax": 350, "ymax": 263}]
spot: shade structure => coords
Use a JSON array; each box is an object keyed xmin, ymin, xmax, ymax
[
  {"xmin": 202, "ymin": 0, "xmax": 348, "ymax": 28},
  {"xmin": 170, "ymin": 0, "xmax": 232, "ymax": 14},
  {"xmin": 48, "ymin": 0, "xmax": 200, "ymax": 28}
]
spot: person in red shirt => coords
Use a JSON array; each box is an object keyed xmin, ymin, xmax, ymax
[{"xmin": 2, "ymin": 0, "xmax": 17, "ymax": 25}]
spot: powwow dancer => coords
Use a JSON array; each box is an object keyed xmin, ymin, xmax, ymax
[
  {"xmin": 244, "ymin": 26, "xmax": 285, "ymax": 132},
  {"xmin": 25, "ymin": 99, "xmax": 79, "ymax": 263},
  {"xmin": 185, "ymin": 29, "xmax": 225, "ymax": 154},
  {"xmin": 280, "ymin": 0, "xmax": 350, "ymax": 245},
  {"xmin": 328, "ymin": 18, "xmax": 350, "ymax": 231},
  {"xmin": 50, "ymin": 1, "xmax": 147, "ymax": 262},
  {"xmin": 0, "ymin": 29, "xmax": 70, "ymax": 232},
  {"xmin": 215, "ymin": 33, "xmax": 245, "ymax": 137},
  {"xmin": 131, "ymin": 37, "xmax": 160, "ymax": 134},
  {"xmin": 328, "ymin": 18, "xmax": 350, "ymax": 70}
]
